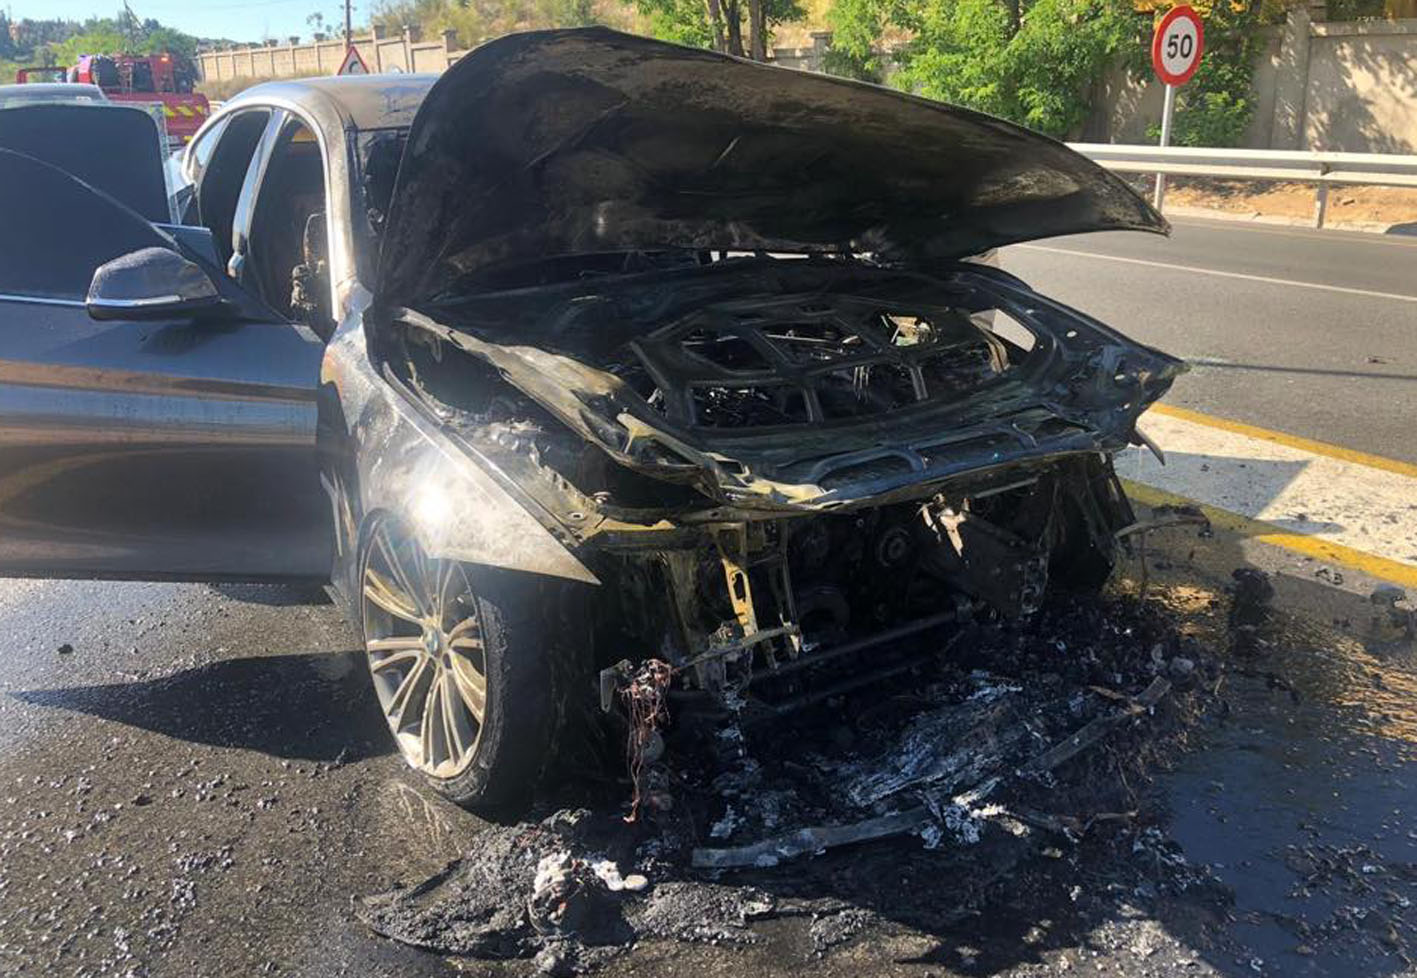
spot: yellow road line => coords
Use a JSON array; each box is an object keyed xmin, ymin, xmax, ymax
[
  {"xmin": 1123, "ymin": 479, "xmax": 1417, "ymax": 589},
  {"xmin": 1149, "ymin": 402, "xmax": 1417, "ymax": 480}
]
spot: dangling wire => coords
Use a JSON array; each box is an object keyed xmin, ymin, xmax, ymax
[{"xmin": 621, "ymin": 659, "xmax": 675, "ymax": 823}]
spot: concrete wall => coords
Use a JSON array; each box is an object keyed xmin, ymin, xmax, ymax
[
  {"xmin": 1304, "ymin": 19, "xmax": 1417, "ymax": 151},
  {"xmin": 1089, "ymin": 26, "xmax": 1284, "ymax": 148},
  {"xmin": 196, "ymin": 26, "xmax": 463, "ymax": 85},
  {"xmin": 1089, "ymin": 63, "xmax": 1164, "ymax": 144},
  {"xmin": 770, "ymin": 31, "xmax": 834, "ymax": 72}
]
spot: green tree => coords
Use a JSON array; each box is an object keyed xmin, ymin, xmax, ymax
[
  {"xmin": 631, "ymin": 0, "xmax": 804, "ymax": 59},
  {"xmin": 370, "ymin": 0, "xmax": 604, "ymax": 46},
  {"xmin": 0, "ymin": 13, "xmax": 15, "ymax": 60},
  {"xmin": 1150, "ymin": 0, "xmax": 1286, "ymax": 148},
  {"xmin": 48, "ymin": 17, "xmax": 200, "ymax": 63},
  {"xmin": 51, "ymin": 23, "xmax": 129, "ymax": 65},
  {"xmin": 827, "ymin": 0, "xmax": 1290, "ymax": 143},
  {"xmin": 826, "ymin": 0, "xmax": 1143, "ymax": 137},
  {"xmin": 141, "ymin": 27, "xmax": 199, "ymax": 57}
]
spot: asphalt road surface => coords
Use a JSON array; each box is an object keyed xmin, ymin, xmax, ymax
[
  {"xmin": 1003, "ymin": 217, "xmax": 1417, "ymax": 464},
  {"xmin": 2, "ymin": 217, "xmax": 1415, "ymax": 978},
  {"xmin": 0, "ymin": 579, "xmax": 467, "ymax": 977}
]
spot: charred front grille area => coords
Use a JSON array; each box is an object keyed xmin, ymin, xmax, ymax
[
  {"xmin": 619, "ymin": 294, "xmax": 1008, "ymax": 430},
  {"xmin": 387, "ymin": 256, "xmax": 1179, "ymax": 712},
  {"xmin": 596, "ymin": 455, "xmax": 1133, "ymax": 715}
]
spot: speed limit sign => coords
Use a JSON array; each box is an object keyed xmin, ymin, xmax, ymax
[
  {"xmin": 1150, "ymin": 5, "xmax": 1205, "ymax": 209},
  {"xmin": 1152, "ymin": 5, "xmax": 1205, "ymax": 86}
]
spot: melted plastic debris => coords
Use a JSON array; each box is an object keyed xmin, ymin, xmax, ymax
[{"xmin": 361, "ymin": 593, "xmax": 1227, "ymax": 973}]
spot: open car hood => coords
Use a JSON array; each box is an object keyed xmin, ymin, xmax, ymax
[{"xmin": 378, "ymin": 28, "xmax": 1166, "ymax": 305}]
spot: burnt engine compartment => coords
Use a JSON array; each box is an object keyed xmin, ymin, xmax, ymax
[
  {"xmin": 614, "ymin": 290, "xmax": 1010, "ymax": 430},
  {"xmin": 593, "ymin": 455, "xmax": 1133, "ymax": 717},
  {"xmin": 390, "ymin": 256, "xmax": 1181, "ymax": 515},
  {"xmin": 384, "ymin": 255, "xmax": 1166, "ymax": 713}
]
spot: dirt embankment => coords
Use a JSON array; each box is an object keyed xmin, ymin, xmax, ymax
[{"xmin": 1163, "ymin": 177, "xmax": 1417, "ymax": 231}]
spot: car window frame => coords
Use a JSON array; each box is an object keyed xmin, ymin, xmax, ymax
[
  {"xmin": 191, "ymin": 106, "xmax": 272, "ymax": 268},
  {"xmin": 241, "ymin": 112, "xmax": 335, "ymax": 326},
  {"xmin": 183, "ymin": 111, "xmax": 231, "ymax": 187},
  {"xmin": 198, "ymin": 95, "xmax": 360, "ymax": 328},
  {"xmin": 227, "ymin": 109, "xmax": 291, "ymax": 286},
  {"xmin": 236, "ymin": 102, "xmax": 347, "ymax": 327}
]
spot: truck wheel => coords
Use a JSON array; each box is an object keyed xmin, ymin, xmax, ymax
[{"xmin": 358, "ymin": 514, "xmax": 558, "ymax": 815}]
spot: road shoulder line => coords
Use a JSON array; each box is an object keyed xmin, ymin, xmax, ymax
[
  {"xmin": 1150, "ymin": 403, "xmax": 1417, "ymax": 480},
  {"xmin": 1122, "ymin": 480, "xmax": 1417, "ymax": 590}
]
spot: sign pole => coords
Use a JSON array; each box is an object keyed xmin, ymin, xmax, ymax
[
  {"xmin": 1153, "ymin": 82, "xmax": 1176, "ymax": 210},
  {"xmin": 1149, "ymin": 5, "xmax": 1204, "ymax": 214}
]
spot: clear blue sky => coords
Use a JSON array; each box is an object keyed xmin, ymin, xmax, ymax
[{"xmin": 5, "ymin": 0, "xmax": 363, "ymax": 44}]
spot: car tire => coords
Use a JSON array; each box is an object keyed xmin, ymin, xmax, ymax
[{"xmin": 357, "ymin": 513, "xmax": 560, "ymax": 816}]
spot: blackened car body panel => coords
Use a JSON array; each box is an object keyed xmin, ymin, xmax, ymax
[{"xmin": 378, "ymin": 28, "xmax": 1166, "ymax": 305}]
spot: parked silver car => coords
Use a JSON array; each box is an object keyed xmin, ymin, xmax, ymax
[{"xmin": 0, "ymin": 29, "xmax": 1180, "ymax": 812}]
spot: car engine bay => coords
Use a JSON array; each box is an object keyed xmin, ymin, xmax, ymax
[{"xmin": 376, "ymin": 254, "xmax": 1181, "ymax": 717}]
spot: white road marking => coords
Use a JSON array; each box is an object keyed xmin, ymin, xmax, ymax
[
  {"xmin": 1169, "ymin": 216, "xmax": 1417, "ymax": 249},
  {"xmin": 1016, "ymin": 244, "xmax": 1417, "ymax": 304},
  {"xmin": 1122, "ymin": 410, "xmax": 1417, "ymax": 568}
]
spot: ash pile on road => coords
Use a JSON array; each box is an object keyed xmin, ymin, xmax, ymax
[{"xmin": 359, "ymin": 592, "xmax": 1228, "ymax": 974}]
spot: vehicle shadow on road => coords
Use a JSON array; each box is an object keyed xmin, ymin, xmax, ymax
[
  {"xmin": 205, "ymin": 582, "xmax": 335, "ymax": 606},
  {"xmin": 12, "ymin": 648, "xmax": 394, "ymax": 763}
]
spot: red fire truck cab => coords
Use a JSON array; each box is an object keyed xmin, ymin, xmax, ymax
[{"xmin": 66, "ymin": 53, "xmax": 210, "ymax": 145}]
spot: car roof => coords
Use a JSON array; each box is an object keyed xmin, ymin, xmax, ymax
[
  {"xmin": 0, "ymin": 83, "xmax": 106, "ymax": 101},
  {"xmin": 225, "ymin": 74, "xmax": 438, "ymax": 132}
]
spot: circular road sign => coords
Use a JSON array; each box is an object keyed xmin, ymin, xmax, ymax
[{"xmin": 1152, "ymin": 5, "xmax": 1205, "ymax": 86}]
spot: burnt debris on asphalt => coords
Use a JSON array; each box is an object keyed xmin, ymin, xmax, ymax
[{"xmin": 360, "ymin": 589, "xmax": 1228, "ymax": 973}]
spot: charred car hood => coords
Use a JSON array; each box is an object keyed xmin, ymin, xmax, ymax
[{"xmin": 378, "ymin": 28, "xmax": 1166, "ymax": 305}]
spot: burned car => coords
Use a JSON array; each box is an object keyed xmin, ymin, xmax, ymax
[{"xmin": 0, "ymin": 29, "xmax": 1182, "ymax": 811}]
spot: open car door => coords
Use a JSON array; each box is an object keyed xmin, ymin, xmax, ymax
[
  {"xmin": 0, "ymin": 102, "xmax": 172, "ymax": 223},
  {"xmin": 0, "ymin": 149, "xmax": 331, "ymax": 582}
]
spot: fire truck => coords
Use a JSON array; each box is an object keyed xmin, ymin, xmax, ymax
[{"xmin": 14, "ymin": 53, "xmax": 210, "ymax": 145}]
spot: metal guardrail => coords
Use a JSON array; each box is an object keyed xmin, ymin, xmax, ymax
[{"xmin": 1068, "ymin": 143, "xmax": 1417, "ymax": 228}]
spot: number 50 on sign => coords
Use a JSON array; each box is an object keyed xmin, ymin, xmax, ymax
[{"xmin": 1152, "ymin": 5, "xmax": 1204, "ymax": 87}]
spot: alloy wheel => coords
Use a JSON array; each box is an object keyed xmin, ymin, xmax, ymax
[{"xmin": 360, "ymin": 518, "xmax": 488, "ymax": 779}]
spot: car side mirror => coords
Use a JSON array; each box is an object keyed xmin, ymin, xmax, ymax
[{"xmin": 87, "ymin": 246, "xmax": 225, "ymax": 322}]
